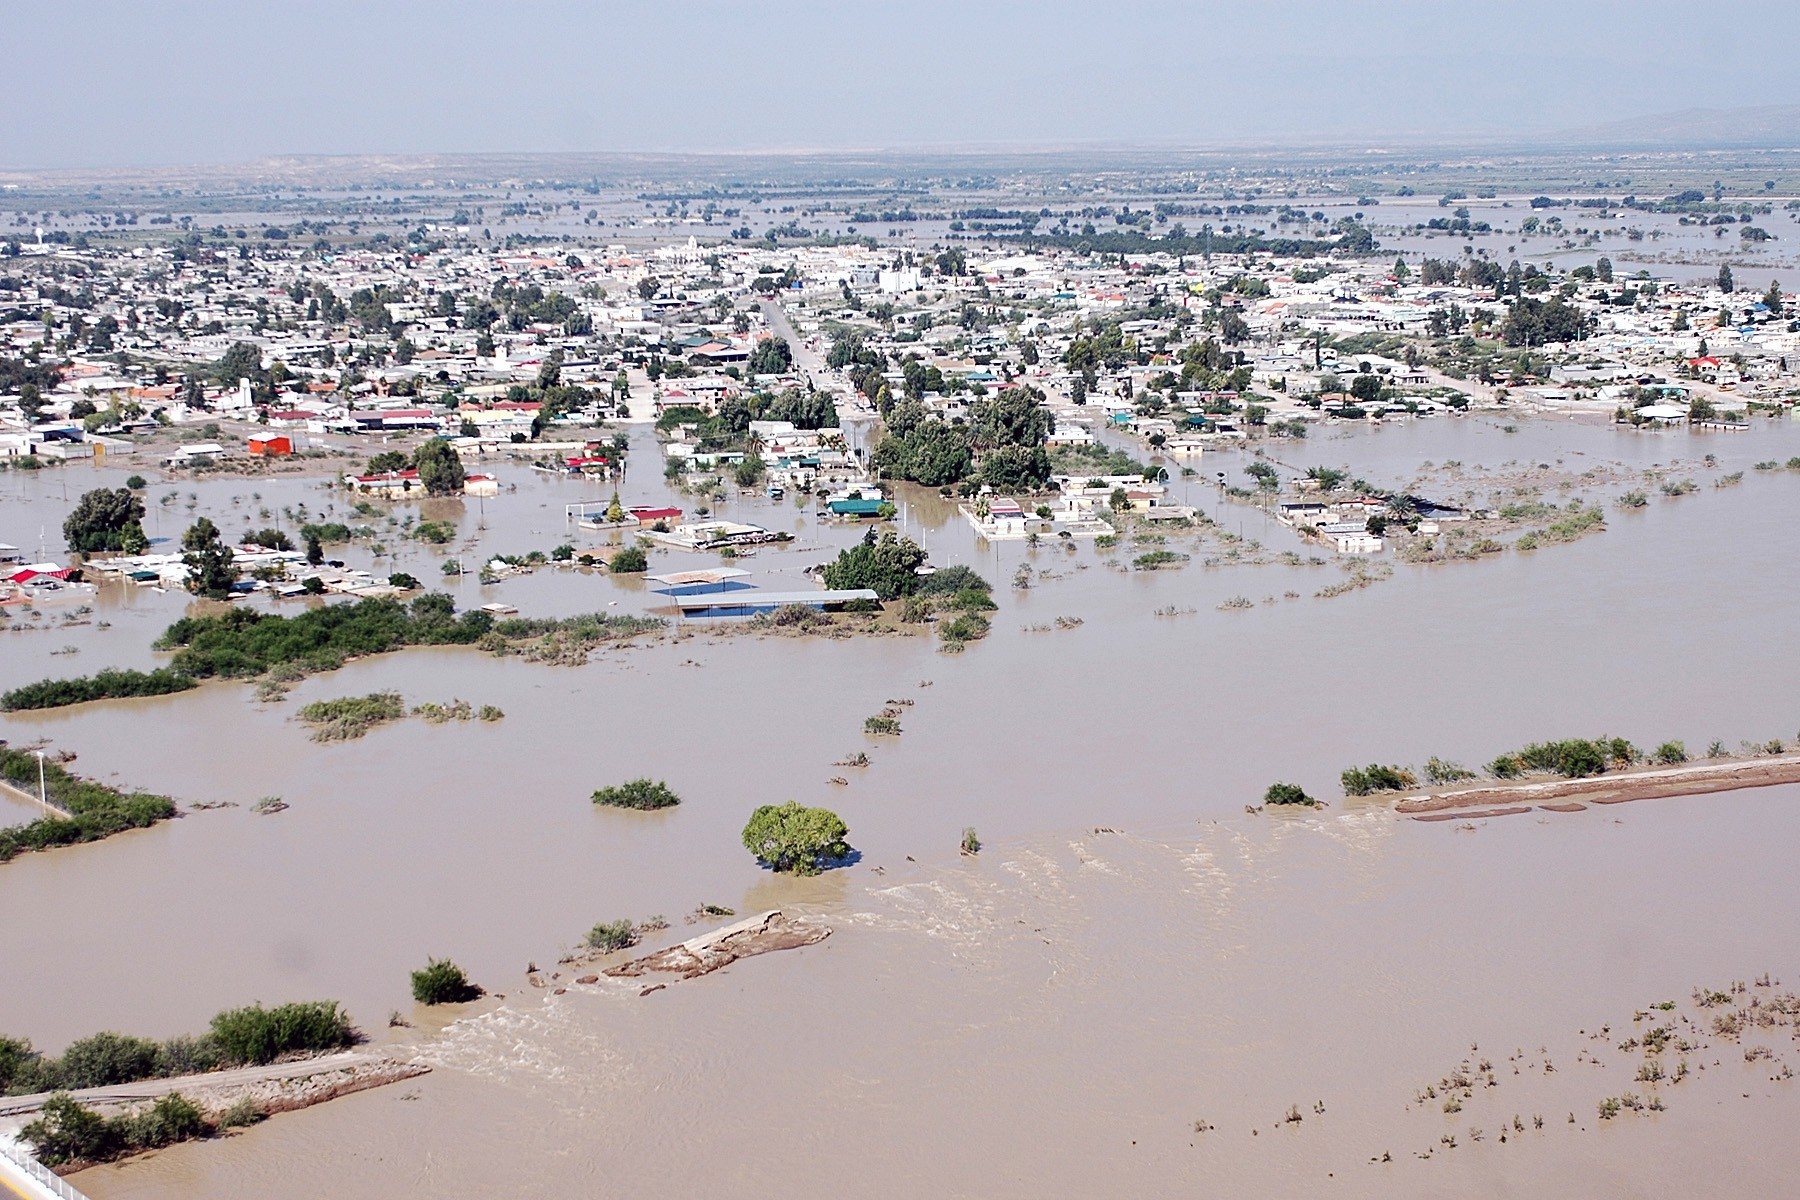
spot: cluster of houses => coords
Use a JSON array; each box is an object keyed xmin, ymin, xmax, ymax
[{"xmin": 76, "ymin": 544, "xmax": 407, "ymax": 598}]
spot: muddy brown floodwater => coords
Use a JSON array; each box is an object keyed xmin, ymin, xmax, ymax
[{"xmin": 2, "ymin": 415, "xmax": 1799, "ymax": 1198}]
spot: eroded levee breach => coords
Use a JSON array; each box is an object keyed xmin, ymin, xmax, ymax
[{"xmin": 605, "ymin": 910, "xmax": 830, "ymax": 985}]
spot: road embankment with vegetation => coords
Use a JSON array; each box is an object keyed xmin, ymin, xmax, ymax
[{"xmin": 1393, "ymin": 753, "xmax": 1800, "ymax": 817}]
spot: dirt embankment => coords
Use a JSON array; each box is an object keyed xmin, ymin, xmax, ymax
[
  {"xmin": 603, "ymin": 910, "xmax": 830, "ymax": 990},
  {"xmin": 1395, "ymin": 754, "xmax": 1800, "ymax": 818},
  {"xmin": 176, "ymin": 1057, "xmax": 428, "ymax": 1118}
]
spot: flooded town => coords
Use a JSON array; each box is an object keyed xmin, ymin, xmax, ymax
[{"xmin": 4, "ymin": 7, "xmax": 1800, "ymax": 1197}]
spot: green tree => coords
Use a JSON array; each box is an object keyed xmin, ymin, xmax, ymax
[
  {"xmin": 1350, "ymin": 374, "xmax": 1384, "ymax": 403},
  {"xmin": 537, "ymin": 348, "xmax": 563, "ymax": 389},
  {"xmin": 609, "ymin": 545, "xmax": 648, "ymax": 573},
  {"xmin": 1595, "ymin": 257, "xmax": 1613, "ymax": 283},
  {"xmin": 18, "ymin": 382, "xmax": 44, "ymax": 424},
  {"xmin": 305, "ymin": 533, "xmax": 324, "ymax": 565},
  {"xmin": 821, "ymin": 528, "xmax": 926, "ymax": 599},
  {"xmin": 215, "ymin": 341, "xmax": 263, "ymax": 385},
  {"xmin": 1717, "ymin": 264, "xmax": 1734, "ymax": 294},
  {"xmin": 63, "ymin": 488, "xmax": 148, "ymax": 555},
  {"xmin": 741, "ymin": 801, "xmax": 850, "ymax": 875},
  {"xmin": 181, "ymin": 518, "xmax": 239, "ymax": 599},
  {"xmin": 20, "ymin": 1093, "xmax": 119, "ymax": 1166},
  {"xmin": 53, "ymin": 1032, "xmax": 161, "ymax": 1089},
  {"xmin": 733, "ymin": 452, "xmax": 767, "ymax": 487},
  {"xmin": 1764, "ymin": 279, "xmax": 1783, "ymax": 316},
  {"xmin": 748, "ymin": 336, "xmax": 793, "ymax": 375},
  {"xmin": 365, "ymin": 450, "xmax": 409, "ymax": 474},
  {"xmin": 413, "ymin": 437, "xmax": 465, "ymax": 495}
]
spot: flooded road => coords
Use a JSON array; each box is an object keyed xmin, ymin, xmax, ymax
[{"xmin": 3, "ymin": 414, "xmax": 1799, "ymax": 1197}]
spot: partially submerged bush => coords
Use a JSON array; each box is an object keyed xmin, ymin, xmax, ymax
[
  {"xmin": 2, "ymin": 667, "xmax": 197, "ymax": 712},
  {"xmin": 938, "ymin": 611, "xmax": 991, "ymax": 646},
  {"xmin": 410, "ymin": 958, "xmax": 483, "ymax": 1005},
  {"xmin": 1262, "ymin": 782, "xmax": 1316, "ymax": 807},
  {"xmin": 1424, "ymin": 757, "xmax": 1476, "ymax": 784},
  {"xmin": 591, "ymin": 779, "xmax": 681, "ymax": 810},
  {"xmin": 584, "ymin": 920, "xmax": 638, "ymax": 952},
  {"xmin": 608, "ymin": 545, "xmax": 648, "ymax": 574},
  {"xmin": 1339, "ymin": 763, "xmax": 1418, "ymax": 796},
  {"xmin": 0, "ymin": 748, "xmax": 176, "ymax": 866},
  {"xmin": 298, "ymin": 692, "xmax": 406, "ymax": 741}
]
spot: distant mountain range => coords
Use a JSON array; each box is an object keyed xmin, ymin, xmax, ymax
[
  {"xmin": 1, "ymin": 107, "xmax": 1796, "ymax": 188},
  {"xmin": 1541, "ymin": 104, "xmax": 1800, "ymax": 150}
]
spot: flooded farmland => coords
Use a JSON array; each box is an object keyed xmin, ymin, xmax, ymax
[{"xmin": 4, "ymin": 414, "xmax": 1800, "ymax": 1198}]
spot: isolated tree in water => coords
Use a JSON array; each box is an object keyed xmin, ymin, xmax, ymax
[
  {"xmin": 742, "ymin": 802, "xmax": 850, "ymax": 875},
  {"xmin": 181, "ymin": 518, "xmax": 238, "ymax": 599}
]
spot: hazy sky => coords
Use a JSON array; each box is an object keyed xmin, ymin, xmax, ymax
[{"xmin": 7, "ymin": 0, "xmax": 1799, "ymax": 168}]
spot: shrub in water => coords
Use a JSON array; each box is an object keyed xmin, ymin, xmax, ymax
[
  {"xmin": 591, "ymin": 779, "xmax": 681, "ymax": 810},
  {"xmin": 1262, "ymin": 782, "xmax": 1315, "ymax": 806},
  {"xmin": 585, "ymin": 920, "xmax": 638, "ymax": 952},
  {"xmin": 410, "ymin": 959, "xmax": 483, "ymax": 1005}
]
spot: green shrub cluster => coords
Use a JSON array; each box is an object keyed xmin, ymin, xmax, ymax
[
  {"xmin": 298, "ymin": 521, "xmax": 355, "ymax": 544},
  {"xmin": 156, "ymin": 594, "xmax": 495, "ymax": 678},
  {"xmin": 937, "ymin": 611, "xmax": 992, "ymax": 645},
  {"xmin": 1488, "ymin": 736, "xmax": 1637, "ymax": 779},
  {"xmin": 481, "ymin": 611, "xmax": 665, "ymax": 665},
  {"xmin": 21, "ymin": 1092, "xmax": 210, "ymax": 1167},
  {"xmin": 584, "ymin": 920, "xmax": 638, "ymax": 952},
  {"xmin": 591, "ymin": 779, "xmax": 681, "ymax": 810},
  {"xmin": 1, "ymin": 667, "xmax": 197, "ymax": 712},
  {"xmin": 1424, "ymin": 757, "xmax": 1476, "ymax": 784},
  {"xmin": 0, "ymin": 748, "xmax": 176, "ymax": 865},
  {"xmin": 298, "ymin": 692, "xmax": 407, "ymax": 741},
  {"xmin": 609, "ymin": 545, "xmax": 648, "ymax": 573},
  {"xmin": 1652, "ymin": 740, "xmax": 1688, "ymax": 765},
  {"xmin": 204, "ymin": 1001, "xmax": 357, "ymax": 1066},
  {"xmin": 1, "ymin": 1001, "xmax": 353, "ymax": 1097},
  {"xmin": 410, "ymin": 959, "xmax": 483, "ymax": 1005},
  {"xmin": 1340, "ymin": 763, "xmax": 1419, "ymax": 796},
  {"xmin": 414, "ymin": 520, "xmax": 457, "ymax": 544},
  {"xmin": 1263, "ymin": 782, "xmax": 1316, "ymax": 806}
]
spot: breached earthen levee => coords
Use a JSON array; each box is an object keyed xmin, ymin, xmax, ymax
[
  {"xmin": 1395, "ymin": 753, "xmax": 1800, "ymax": 817},
  {"xmin": 604, "ymin": 909, "xmax": 829, "ymax": 984}
]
